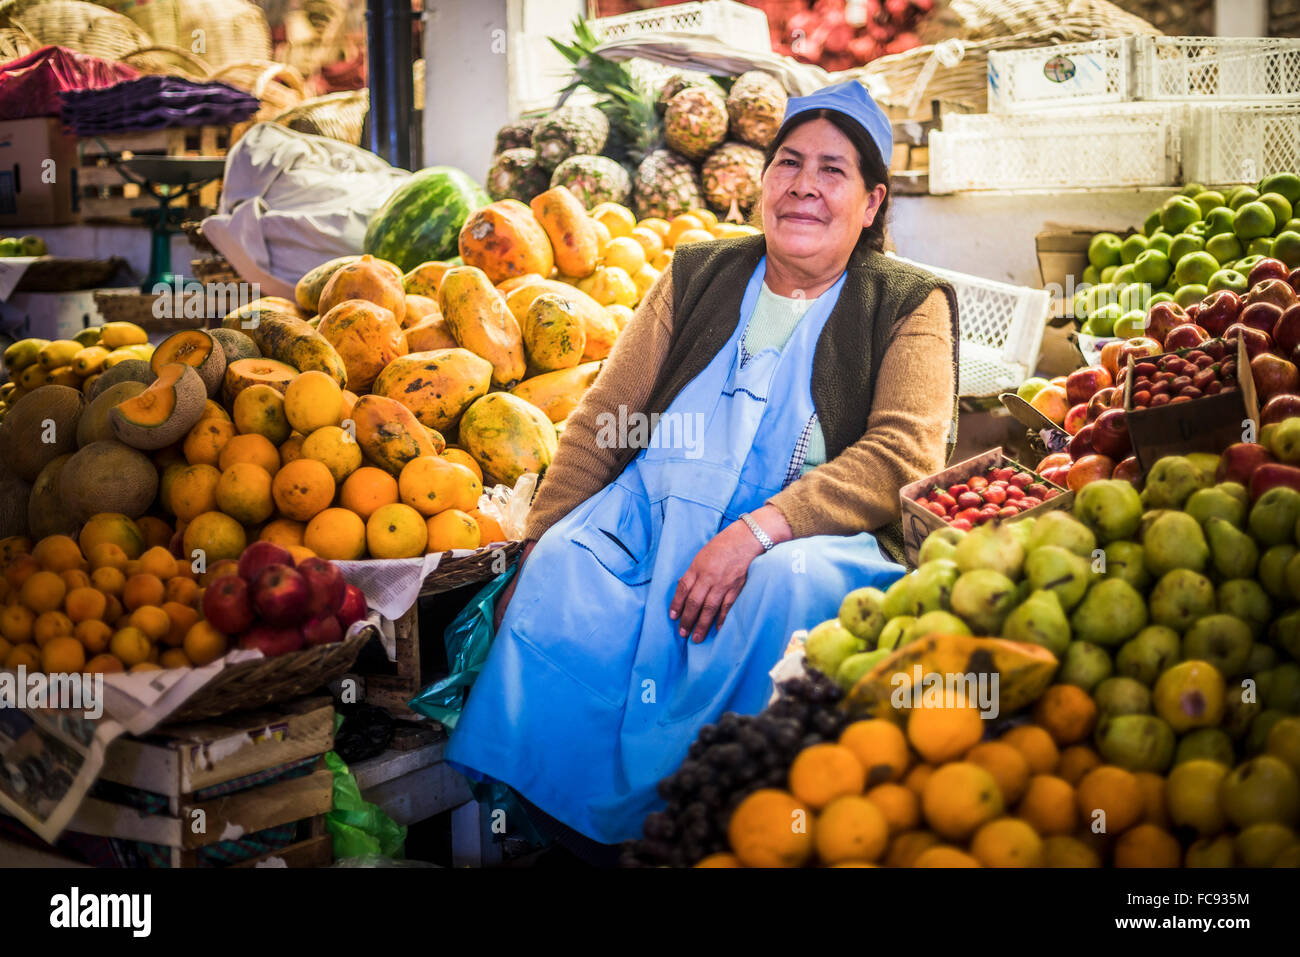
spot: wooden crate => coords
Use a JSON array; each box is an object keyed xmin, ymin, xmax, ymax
[
  {"xmin": 77, "ymin": 126, "xmax": 232, "ymax": 224},
  {"xmin": 888, "ymin": 99, "xmax": 975, "ymax": 196}
]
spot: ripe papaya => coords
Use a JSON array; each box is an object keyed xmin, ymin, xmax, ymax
[
  {"xmin": 530, "ymin": 187, "xmax": 599, "ymax": 278},
  {"xmin": 503, "ymin": 279, "xmax": 618, "ymax": 361},
  {"xmin": 458, "ymin": 199, "xmax": 555, "ymax": 284},
  {"xmin": 351, "ymin": 394, "xmax": 445, "ymax": 475},
  {"xmin": 317, "ymin": 254, "xmax": 407, "ymax": 326},
  {"xmin": 510, "ymin": 362, "xmax": 601, "ymax": 423},
  {"xmin": 438, "ymin": 266, "xmax": 526, "ymax": 388},
  {"xmin": 403, "ymin": 294, "xmax": 441, "ymax": 328},
  {"xmin": 317, "ymin": 299, "xmax": 408, "ymax": 393},
  {"xmin": 372, "ymin": 348, "xmax": 493, "ymax": 433},
  {"xmin": 402, "ymin": 260, "xmax": 456, "ymax": 298},
  {"xmin": 405, "ymin": 315, "xmax": 458, "ymax": 353},
  {"xmin": 224, "ymin": 304, "xmax": 348, "ymax": 388},
  {"xmin": 458, "ymin": 392, "xmax": 558, "ymax": 486},
  {"xmin": 295, "ymin": 255, "xmax": 361, "ymax": 312},
  {"xmin": 522, "ymin": 294, "xmax": 586, "ymax": 372}
]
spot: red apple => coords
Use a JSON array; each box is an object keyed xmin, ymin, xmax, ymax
[
  {"xmin": 252, "ymin": 563, "xmax": 310, "ymax": 626},
  {"xmin": 1261, "ymin": 393, "xmax": 1300, "ymax": 425},
  {"xmin": 1273, "ymin": 303, "xmax": 1300, "ymax": 355},
  {"xmin": 239, "ymin": 625, "xmax": 304, "ymax": 658},
  {"xmin": 1067, "ymin": 454, "xmax": 1117, "ymax": 492},
  {"xmin": 1239, "ymin": 300, "xmax": 1284, "ymax": 335},
  {"xmin": 1066, "ymin": 365, "xmax": 1113, "ymax": 406},
  {"xmin": 1290, "ymin": 267, "xmax": 1300, "ymax": 294},
  {"xmin": 169, "ymin": 529, "xmax": 185, "ymax": 560},
  {"xmin": 1203, "ymin": 338, "xmax": 1229, "ymax": 360},
  {"xmin": 1243, "ymin": 277, "xmax": 1299, "ymax": 311},
  {"xmin": 1118, "ymin": 337, "xmax": 1163, "ymax": 367},
  {"xmin": 1248, "ymin": 257, "xmax": 1292, "ymax": 289},
  {"xmin": 1068, "ymin": 423, "xmax": 1096, "ymax": 460},
  {"xmin": 1215, "ymin": 442, "xmax": 1276, "ymax": 485},
  {"xmin": 1041, "ymin": 465, "xmax": 1072, "ymax": 487},
  {"xmin": 1146, "ymin": 301, "xmax": 1190, "ymax": 344},
  {"xmin": 1029, "ymin": 384, "xmax": 1070, "ymax": 426},
  {"xmin": 238, "ymin": 541, "xmax": 295, "ymax": 583},
  {"xmin": 1249, "ymin": 462, "xmax": 1300, "ymax": 501},
  {"xmin": 1163, "ymin": 324, "xmax": 1210, "ymax": 350},
  {"xmin": 1224, "ymin": 323, "xmax": 1273, "ymax": 359},
  {"xmin": 1197, "ymin": 290, "xmax": 1241, "ymax": 337},
  {"xmin": 1250, "ymin": 352, "xmax": 1300, "ymax": 402},
  {"xmin": 1111, "ymin": 456, "xmax": 1142, "ymax": 489},
  {"xmin": 1063, "ymin": 402, "xmax": 1089, "ymax": 435},
  {"xmin": 301, "ymin": 615, "xmax": 343, "ymax": 647},
  {"xmin": 202, "ymin": 575, "xmax": 254, "ymax": 635},
  {"xmin": 1185, "ymin": 303, "xmax": 1202, "ymax": 323},
  {"xmin": 338, "ymin": 584, "xmax": 368, "ymax": 631},
  {"xmin": 1099, "ymin": 340, "xmax": 1124, "ymax": 381},
  {"xmin": 1086, "ymin": 387, "xmax": 1118, "ymax": 421},
  {"xmin": 296, "ymin": 557, "xmax": 346, "ymax": 616},
  {"xmin": 1036, "ymin": 452, "xmax": 1073, "ymax": 472},
  {"xmin": 1092, "ymin": 408, "xmax": 1132, "ymax": 459}
]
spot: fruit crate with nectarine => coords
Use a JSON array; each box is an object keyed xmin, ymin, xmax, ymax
[
  {"xmin": 1120, "ymin": 336, "xmax": 1261, "ymax": 472},
  {"xmin": 900, "ymin": 447, "xmax": 1073, "ymax": 567}
]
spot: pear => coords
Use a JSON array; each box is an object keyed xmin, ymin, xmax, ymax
[
  {"xmin": 1140, "ymin": 455, "xmax": 1207, "ymax": 510},
  {"xmin": 1271, "ymin": 608, "xmax": 1300, "ymax": 661},
  {"xmin": 1000, "ymin": 589, "xmax": 1070, "ymax": 657},
  {"xmin": 1069, "ymin": 578, "xmax": 1148, "ymax": 646},
  {"xmin": 1073, "ymin": 479, "xmax": 1142, "ymax": 544},
  {"xmin": 1024, "ymin": 544, "xmax": 1092, "ymax": 611},
  {"xmin": 1262, "ymin": 663, "xmax": 1300, "ymax": 713},
  {"xmin": 1102, "ymin": 540, "xmax": 1150, "ymax": 591},
  {"xmin": 835, "ymin": 649, "xmax": 890, "ymax": 691},
  {"xmin": 1175, "ymin": 728, "xmax": 1235, "ymax": 766},
  {"xmin": 838, "ymin": 587, "xmax": 887, "ymax": 645},
  {"xmin": 1219, "ymin": 755, "xmax": 1300, "ymax": 828},
  {"xmin": 1249, "ymin": 486, "xmax": 1300, "ymax": 548},
  {"xmin": 950, "ymin": 569, "xmax": 1018, "ymax": 635},
  {"xmin": 1182, "ymin": 614, "xmax": 1254, "ymax": 677},
  {"xmin": 954, "ymin": 523, "xmax": 1025, "ymax": 580},
  {"xmin": 1185, "ymin": 485, "xmax": 1247, "ymax": 529},
  {"xmin": 1235, "ymin": 823, "xmax": 1299, "ymax": 867},
  {"xmin": 918, "ymin": 526, "xmax": 964, "ymax": 564},
  {"xmin": 1205, "ymin": 517, "xmax": 1259, "ymax": 580},
  {"xmin": 1223, "ymin": 689, "xmax": 1261, "ymax": 741},
  {"xmin": 1185, "ymin": 835, "xmax": 1236, "ymax": 867},
  {"xmin": 878, "ymin": 616, "xmax": 915, "ymax": 652},
  {"xmin": 1245, "ymin": 643, "xmax": 1277, "ymax": 675},
  {"xmin": 1143, "ymin": 511, "xmax": 1209, "ymax": 577},
  {"xmin": 1259, "ymin": 545, "xmax": 1298, "ymax": 599},
  {"xmin": 1247, "ymin": 710, "xmax": 1287, "ymax": 755},
  {"xmin": 1288, "ymin": 552, "xmax": 1300, "ymax": 602},
  {"xmin": 904, "ymin": 610, "xmax": 972, "ymax": 646},
  {"xmin": 881, "ymin": 575, "xmax": 917, "ymax": 619},
  {"xmin": 1026, "ymin": 510, "xmax": 1096, "ymax": 557},
  {"xmin": 1217, "ymin": 578, "xmax": 1272, "ymax": 638},
  {"xmin": 1137, "ymin": 508, "xmax": 1172, "ymax": 542},
  {"xmin": 1216, "ymin": 480, "xmax": 1248, "ymax": 505},
  {"xmin": 1185, "ymin": 452, "xmax": 1222, "ymax": 488},
  {"xmin": 910, "ymin": 559, "xmax": 959, "ymax": 614},
  {"xmin": 1095, "ymin": 713, "xmax": 1176, "ymax": 772},
  {"xmin": 1059, "ymin": 640, "xmax": 1113, "ymax": 692},
  {"xmin": 1149, "ymin": 569, "xmax": 1216, "ymax": 631},
  {"xmin": 1093, "ymin": 676, "xmax": 1153, "ymax": 717},
  {"xmin": 805, "ymin": 619, "xmax": 864, "ymax": 677},
  {"xmin": 1115, "ymin": 625, "xmax": 1181, "ymax": 686},
  {"xmin": 1007, "ymin": 516, "xmax": 1036, "ymax": 550}
]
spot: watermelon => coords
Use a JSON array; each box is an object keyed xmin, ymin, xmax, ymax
[{"xmin": 363, "ymin": 167, "xmax": 489, "ymax": 272}]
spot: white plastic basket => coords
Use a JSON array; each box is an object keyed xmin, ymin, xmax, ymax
[
  {"xmin": 987, "ymin": 38, "xmax": 1135, "ymax": 113},
  {"xmin": 928, "ymin": 103, "xmax": 1182, "ymax": 193},
  {"xmin": 589, "ymin": 0, "xmax": 771, "ymax": 54},
  {"xmin": 1183, "ymin": 101, "xmax": 1300, "ymax": 186},
  {"xmin": 1137, "ymin": 36, "xmax": 1300, "ymax": 102},
  {"xmin": 891, "ymin": 255, "xmax": 1052, "ymax": 397}
]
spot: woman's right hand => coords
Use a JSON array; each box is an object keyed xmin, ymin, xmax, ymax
[{"xmin": 494, "ymin": 540, "xmax": 536, "ymax": 631}]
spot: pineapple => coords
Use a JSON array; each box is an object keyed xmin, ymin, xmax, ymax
[
  {"xmin": 633, "ymin": 150, "xmax": 703, "ymax": 220},
  {"xmin": 701, "ymin": 142, "xmax": 765, "ymax": 218},
  {"xmin": 664, "ymin": 87, "xmax": 728, "ymax": 161},
  {"xmin": 655, "ymin": 71, "xmax": 723, "ymax": 115},
  {"xmin": 531, "ymin": 105, "xmax": 609, "ymax": 171},
  {"xmin": 550, "ymin": 154, "xmax": 632, "ymax": 208},
  {"xmin": 726, "ymin": 71, "xmax": 788, "ymax": 150},
  {"xmin": 494, "ymin": 117, "xmax": 541, "ymax": 154},
  {"xmin": 487, "ymin": 148, "xmax": 550, "ymax": 203}
]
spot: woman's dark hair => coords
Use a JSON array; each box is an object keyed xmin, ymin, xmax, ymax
[{"xmin": 760, "ymin": 107, "xmax": 891, "ymax": 253}]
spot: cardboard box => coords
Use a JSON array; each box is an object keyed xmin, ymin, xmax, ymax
[
  {"xmin": 900, "ymin": 446, "xmax": 1074, "ymax": 567},
  {"xmin": 0, "ymin": 117, "xmax": 79, "ymax": 227},
  {"xmin": 1122, "ymin": 337, "xmax": 1259, "ymax": 473}
]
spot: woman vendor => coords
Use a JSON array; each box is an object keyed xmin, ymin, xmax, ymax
[{"xmin": 447, "ymin": 79, "xmax": 960, "ymax": 856}]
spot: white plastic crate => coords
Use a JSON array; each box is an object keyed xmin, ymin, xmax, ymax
[
  {"xmin": 1183, "ymin": 101, "xmax": 1300, "ymax": 186},
  {"xmin": 987, "ymin": 38, "xmax": 1135, "ymax": 113},
  {"xmin": 891, "ymin": 255, "xmax": 1052, "ymax": 397},
  {"xmin": 1138, "ymin": 36, "xmax": 1300, "ymax": 102},
  {"xmin": 928, "ymin": 103, "xmax": 1182, "ymax": 193},
  {"xmin": 589, "ymin": 0, "xmax": 771, "ymax": 53}
]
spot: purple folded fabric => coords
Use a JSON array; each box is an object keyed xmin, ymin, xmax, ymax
[{"xmin": 60, "ymin": 76, "xmax": 259, "ymax": 134}]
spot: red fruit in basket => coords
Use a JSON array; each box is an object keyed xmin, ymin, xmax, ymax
[
  {"xmin": 338, "ymin": 584, "xmax": 368, "ymax": 631},
  {"xmin": 932, "ymin": 490, "xmax": 957, "ymax": 510},
  {"xmin": 251, "ymin": 564, "xmax": 309, "ymax": 626},
  {"xmin": 1164, "ymin": 324, "xmax": 1210, "ymax": 350},
  {"xmin": 948, "ymin": 483, "xmax": 969, "ymax": 498},
  {"xmin": 1273, "ymin": 303, "xmax": 1300, "ymax": 354},
  {"xmin": 1250, "ymin": 463, "xmax": 1300, "ymax": 501},
  {"xmin": 950, "ymin": 518, "xmax": 972, "ymax": 532},
  {"xmin": 1262, "ymin": 393, "xmax": 1300, "ymax": 425},
  {"xmin": 1067, "ymin": 454, "xmax": 1117, "ymax": 492},
  {"xmin": 1004, "ymin": 485, "xmax": 1025, "ymax": 501},
  {"xmin": 296, "ymin": 557, "xmax": 346, "ymax": 616},
  {"xmin": 1118, "ymin": 337, "xmax": 1163, "ymax": 367},
  {"xmin": 1243, "ymin": 277, "xmax": 1299, "ymax": 312},
  {"xmin": 239, "ymin": 625, "xmax": 303, "ymax": 658},
  {"xmin": 967, "ymin": 475, "xmax": 988, "ymax": 491},
  {"xmin": 1099, "ymin": 341, "xmax": 1125, "ymax": 380},
  {"xmin": 1112, "ymin": 456, "xmax": 1143, "ymax": 489},
  {"xmin": 1203, "ymin": 337, "xmax": 1229, "ymax": 360},
  {"xmin": 1009, "ymin": 472, "xmax": 1033, "ymax": 489},
  {"xmin": 926, "ymin": 501, "xmax": 946, "ymax": 517},
  {"xmin": 1132, "ymin": 390, "xmax": 1151, "ymax": 407},
  {"xmin": 1216, "ymin": 443, "xmax": 1276, "ymax": 485},
  {"xmin": 1092, "ymin": 408, "xmax": 1132, "ymax": 459},
  {"xmin": 1146, "ymin": 301, "xmax": 1189, "ymax": 344},
  {"xmin": 202, "ymin": 575, "xmax": 254, "ymax": 635},
  {"xmin": 1066, "ymin": 366, "xmax": 1112, "ymax": 406},
  {"xmin": 1068, "ymin": 423, "xmax": 1096, "ymax": 460},
  {"xmin": 1063, "ymin": 402, "xmax": 1089, "ymax": 435},
  {"xmin": 989, "ymin": 467, "xmax": 1014, "ymax": 482},
  {"xmin": 301, "ymin": 614, "xmax": 343, "ymax": 648},
  {"xmin": 1224, "ymin": 323, "xmax": 1273, "ymax": 359},
  {"xmin": 237, "ymin": 541, "xmax": 294, "ymax": 582},
  {"xmin": 997, "ymin": 506, "xmax": 1019, "ymax": 519},
  {"xmin": 1025, "ymin": 483, "xmax": 1048, "ymax": 498},
  {"xmin": 1289, "ymin": 267, "xmax": 1300, "ymax": 294},
  {"xmin": 1247, "ymin": 259, "xmax": 1293, "ymax": 290},
  {"xmin": 1197, "ymin": 290, "xmax": 1241, "ymax": 337},
  {"xmin": 1239, "ymin": 301, "xmax": 1285, "ymax": 335},
  {"xmin": 984, "ymin": 485, "xmax": 1007, "ymax": 505},
  {"xmin": 1251, "ymin": 353, "xmax": 1300, "ymax": 402},
  {"xmin": 957, "ymin": 491, "xmax": 982, "ymax": 509},
  {"xmin": 1037, "ymin": 452, "xmax": 1073, "ymax": 472}
]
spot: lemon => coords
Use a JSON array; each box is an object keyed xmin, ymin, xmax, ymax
[{"xmin": 603, "ymin": 236, "xmax": 647, "ymax": 274}]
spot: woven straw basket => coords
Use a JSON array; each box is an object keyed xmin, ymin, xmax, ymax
[
  {"xmin": 119, "ymin": 41, "xmax": 211, "ymax": 78},
  {"xmin": 273, "ymin": 88, "xmax": 367, "ymax": 145},
  {"xmin": 98, "ymin": 0, "xmax": 270, "ymax": 69},
  {"xmin": 0, "ymin": 0, "xmax": 150, "ymax": 61}
]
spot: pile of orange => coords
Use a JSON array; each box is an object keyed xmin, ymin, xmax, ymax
[{"xmin": 0, "ymin": 525, "xmax": 229, "ymax": 676}]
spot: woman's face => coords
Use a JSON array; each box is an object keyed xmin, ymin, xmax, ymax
[{"xmin": 760, "ymin": 118, "xmax": 886, "ymax": 274}]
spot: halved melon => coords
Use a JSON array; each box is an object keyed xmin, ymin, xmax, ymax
[
  {"xmin": 109, "ymin": 363, "xmax": 208, "ymax": 450},
  {"xmin": 222, "ymin": 357, "xmax": 297, "ymax": 405},
  {"xmin": 151, "ymin": 329, "xmax": 227, "ymax": 397}
]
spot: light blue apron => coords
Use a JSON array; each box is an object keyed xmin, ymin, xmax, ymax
[{"xmin": 447, "ymin": 258, "xmax": 905, "ymax": 844}]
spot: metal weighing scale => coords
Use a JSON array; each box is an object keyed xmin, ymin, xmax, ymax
[{"xmin": 114, "ymin": 156, "xmax": 227, "ymax": 293}]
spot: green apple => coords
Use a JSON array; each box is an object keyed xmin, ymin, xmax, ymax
[
  {"xmin": 1234, "ymin": 201, "xmax": 1276, "ymax": 239},
  {"xmin": 1114, "ymin": 310, "xmax": 1149, "ymax": 339},
  {"xmin": 16, "ymin": 236, "xmax": 46, "ymax": 257},
  {"xmin": 1181, "ymin": 182, "xmax": 1207, "ymax": 197},
  {"xmin": 1207, "ymin": 269, "xmax": 1248, "ymax": 295},
  {"xmin": 1112, "ymin": 263, "xmax": 1137, "ymax": 286},
  {"xmin": 1088, "ymin": 232, "xmax": 1124, "ymax": 270},
  {"xmin": 1120, "ymin": 282, "xmax": 1154, "ymax": 313},
  {"xmin": 1174, "ymin": 250, "xmax": 1219, "ymax": 286},
  {"xmin": 1174, "ymin": 284, "xmax": 1209, "ymax": 308},
  {"xmin": 1204, "ymin": 206, "xmax": 1236, "ymax": 237},
  {"xmin": 1147, "ymin": 292, "xmax": 1174, "ymax": 307},
  {"xmin": 1101, "ymin": 264, "xmax": 1119, "ymax": 283},
  {"xmin": 1193, "ymin": 191, "xmax": 1226, "ymax": 216},
  {"xmin": 0, "ymin": 237, "xmax": 19, "ymax": 257},
  {"xmin": 1272, "ymin": 231, "xmax": 1300, "ymax": 268},
  {"xmin": 1205, "ymin": 232, "xmax": 1244, "ymax": 264},
  {"xmin": 1229, "ymin": 185, "xmax": 1261, "ymax": 209},
  {"xmin": 1133, "ymin": 248, "xmax": 1171, "ymax": 286},
  {"xmin": 1082, "ymin": 264, "xmax": 1102, "ymax": 285},
  {"xmin": 1143, "ymin": 210, "xmax": 1162, "ymax": 237},
  {"xmin": 1249, "ymin": 237, "xmax": 1274, "ymax": 257},
  {"xmin": 1161, "ymin": 195, "xmax": 1202, "ymax": 233},
  {"xmin": 1017, "ymin": 377, "xmax": 1051, "ymax": 403},
  {"xmin": 1235, "ymin": 254, "xmax": 1266, "ymax": 275},
  {"xmin": 1259, "ymin": 192, "xmax": 1294, "ymax": 228},
  {"xmin": 1260, "ymin": 172, "xmax": 1300, "ymax": 205},
  {"xmin": 1147, "ymin": 232, "xmax": 1173, "ymax": 256},
  {"xmin": 1169, "ymin": 233, "xmax": 1205, "ymax": 265},
  {"xmin": 1120, "ymin": 233, "xmax": 1149, "ymax": 264},
  {"xmin": 1083, "ymin": 302, "xmax": 1124, "ymax": 337}
]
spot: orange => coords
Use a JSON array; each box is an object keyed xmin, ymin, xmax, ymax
[
  {"xmin": 87, "ymin": 543, "xmax": 129, "ymax": 571},
  {"xmin": 1032, "ymin": 684, "xmax": 1098, "ymax": 745},
  {"xmin": 839, "ymin": 719, "xmax": 910, "ymax": 785},
  {"xmin": 340, "ymin": 467, "xmax": 400, "ymax": 521},
  {"xmin": 304, "ymin": 508, "xmax": 367, "ymax": 561},
  {"xmin": 441, "ymin": 447, "xmax": 483, "ymax": 482},
  {"xmin": 78, "ymin": 515, "xmax": 144, "ymax": 561},
  {"xmin": 60, "ymin": 569, "xmax": 91, "ymax": 591},
  {"xmin": 218, "ymin": 432, "xmax": 281, "ymax": 474},
  {"xmin": 921, "ymin": 762, "xmax": 1003, "ymax": 840},
  {"xmin": 159, "ymin": 648, "xmax": 192, "ymax": 669},
  {"xmin": 814, "ymin": 795, "xmax": 889, "ymax": 864},
  {"xmin": 20, "ymin": 570, "xmax": 67, "ymax": 614},
  {"xmin": 788, "ymin": 743, "xmax": 866, "ymax": 810},
  {"xmin": 366, "ymin": 503, "xmax": 428, "ymax": 559},
  {"xmin": 970, "ymin": 817, "xmax": 1045, "ymax": 867},
  {"xmin": 4, "ymin": 555, "xmax": 40, "ymax": 590},
  {"xmin": 694, "ymin": 852, "xmax": 743, "ymax": 867},
  {"xmin": 966, "ymin": 741, "xmax": 1032, "ymax": 806},
  {"xmin": 884, "ymin": 830, "xmax": 939, "ymax": 867},
  {"xmin": 1000, "ymin": 725, "xmax": 1060, "ymax": 774},
  {"xmin": 74, "ymin": 619, "xmax": 112, "ymax": 655},
  {"xmin": 667, "ymin": 213, "xmax": 705, "ymax": 246},
  {"xmin": 104, "ymin": 595, "xmax": 124, "ymax": 625},
  {"xmin": 85, "ymin": 653, "xmax": 124, "ymax": 674},
  {"xmin": 469, "ymin": 508, "xmax": 506, "ymax": 546},
  {"xmin": 200, "ymin": 559, "xmax": 240, "ymax": 587},
  {"xmin": 131, "ymin": 662, "xmax": 162, "ymax": 673},
  {"xmin": 4, "ymin": 642, "xmax": 41, "ymax": 670},
  {"xmin": 1017, "ymin": 774, "xmax": 1078, "ymax": 836},
  {"xmin": 0, "ymin": 535, "xmax": 31, "ymax": 565},
  {"xmin": 283, "ymin": 370, "xmax": 344, "ymax": 434},
  {"xmin": 0, "ymin": 603, "xmax": 35, "ymax": 643},
  {"xmin": 260, "ymin": 519, "xmax": 307, "ymax": 549},
  {"xmin": 399, "ymin": 456, "xmax": 482, "ymax": 516},
  {"xmin": 286, "ymin": 545, "xmax": 317, "ymax": 565},
  {"xmin": 1041, "ymin": 835, "xmax": 1102, "ymax": 868},
  {"xmin": 182, "ymin": 512, "xmax": 247, "ymax": 564},
  {"xmin": 911, "ymin": 846, "xmax": 982, "ymax": 867},
  {"xmin": 170, "ymin": 463, "xmax": 223, "ymax": 521},
  {"xmin": 272, "ymin": 458, "xmax": 336, "ymax": 522},
  {"xmin": 32, "ymin": 535, "xmax": 85, "ymax": 572},
  {"xmin": 109, "ymin": 626, "xmax": 151, "ymax": 667},
  {"xmin": 137, "ymin": 546, "xmax": 178, "ymax": 580},
  {"xmin": 64, "ymin": 586, "xmax": 107, "ymax": 623},
  {"xmin": 122, "ymin": 573, "xmax": 165, "ymax": 611},
  {"xmin": 726, "ymin": 789, "xmax": 813, "ymax": 868},
  {"xmin": 41, "ymin": 635, "xmax": 86, "ymax": 675},
  {"xmin": 1057, "ymin": 745, "xmax": 1103, "ymax": 786},
  {"xmin": 163, "ymin": 576, "xmax": 200, "ymax": 606},
  {"xmin": 90, "ymin": 566, "xmax": 126, "ymax": 597},
  {"xmin": 1135, "ymin": 772, "xmax": 1168, "ymax": 827},
  {"xmin": 183, "ymin": 620, "xmax": 228, "ymax": 666},
  {"xmin": 903, "ymin": 763, "xmax": 935, "ymax": 798},
  {"xmin": 216, "ymin": 462, "xmax": 276, "ymax": 525},
  {"xmin": 128, "ymin": 605, "xmax": 170, "ymax": 642},
  {"xmin": 865, "ymin": 782, "xmax": 920, "ymax": 833},
  {"xmin": 426, "ymin": 509, "xmax": 481, "ymax": 552},
  {"xmin": 1114, "ymin": 824, "xmax": 1181, "ymax": 868},
  {"xmin": 301, "ymin": 426, "xmax": 363, "ymax": 484},
  {"xmin": 183, "ymin": 417, "xmax": 236, "ymax": 466},
  {"xmin": 906, "ymin": 694, "xmax": 985, "ymax": 763},
  {"xmin": 33, "ymin": 611, "xmax": 74, "ymax": 646},
  {"xmin": 160, "ymin": 602, "xmax": 199, "ymax": 647},
  {"xmin": 136, "ymin": 516, "xmax": 174, "ymax": 550},
  {"xmin": 279, "ymin": 432, "xmax": 306, "ymax": 467},
  {"xmin": 1076, "ymin": 765, "xmax": 1142, "ymax": 835},
  {"xmin": 0, "ymin": 636, "xmax": 10, "ymax": 662}
]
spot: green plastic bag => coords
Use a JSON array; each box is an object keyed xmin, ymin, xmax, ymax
[{"xmin": 325, "ymin": 748, "xmax": 407, "ymax": 860}]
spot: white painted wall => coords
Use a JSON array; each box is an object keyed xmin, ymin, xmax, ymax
[{"xmin": 1214, "ymin": 0, "xmax": 1268, "ymax": 36}]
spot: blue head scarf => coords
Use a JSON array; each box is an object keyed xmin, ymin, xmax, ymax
[{"xmin": 779, "ymin": 79, "xmax": 893, "ymax": 169}]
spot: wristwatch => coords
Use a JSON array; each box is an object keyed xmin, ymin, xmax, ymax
[{"xmin": 740, "ymin": 513, "xmax": 774, "ymax": 552}]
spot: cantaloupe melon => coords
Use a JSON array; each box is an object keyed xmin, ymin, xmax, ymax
[
  {"xmin": 0, "ymin": 463, "xmax": 31, "ymax": 539},
  {"xmin": 222, "ymin": 358, "xmax": 298, "ymax": 405},
  {"xmin": 77, "ymin": 380, "xmax": 148, "ymax": 447},
  {"xmin": 110, "ymin": 364, "xmax": 209, "ymax": 450},
  {"xmin": 151, "ymin": 330, "xmax": 227, "ymax": 397},
  {"xmin": 0, "ymin": 385, "xmax": 84, "ymax": 481},
  {"xmin": 209, "ymin": 328, "xmax": 262, "ymax": 366},
  {"xmin": 87, "ymin": 359, "xmax": 155, "ymax": 401},
  {"xmin": 28, "ymin": 454, "xmax": 78, "ymax": 539},
  {"xmin": 59, "ymin": 441, "xmax": 159, "ymax": 523}
]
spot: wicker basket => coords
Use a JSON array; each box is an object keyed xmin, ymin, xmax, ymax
[
  {"xmin": 99, "ymin": 0, "xmax": 271, "ymax": 70},
  {"xmin": 2, "ymin": 0, "xmax": 151, "ymax": 61},
  {"xmin": 119, "ymin": 42, "xmax": 211, "ymax": 79},
  {"xmin": 211, "ymin": 59, "xmax": 307, "ymax": 120},
  {"xmin": 165, "ymin": 628, "xmax": 369, "ymax": 724},
  {"xmin": 418, "ymin": 541, "xmax": 523, "ymax": 596},
  {"xmin": 0, "ymin": 22, "xmax": 33, "ymax": 60},
  {"xmin": 15, "ymin": 256, "xmax": 127, "ymax": 291},
  {"xmin": 273, "ymin": 88, "xmax": 367, "ymax": 145},
  {"xmin": 946, "ymin": 0, "xmax": 1163, "ymax": 41}
]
